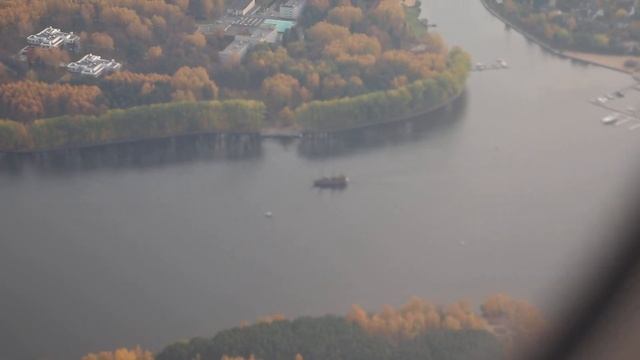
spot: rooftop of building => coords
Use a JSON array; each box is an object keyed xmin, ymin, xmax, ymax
[
  {"xmin": 225, "ymin": 23, "xmax": 277, "ymax": 38},
  {"xmin": 68, "ymin": 54, "xmax": 120, "ymax": 68},
  {"xmin": 281, "ymin": 0, "xmax": 304, "ymax": 8},
  {"xmin": 220, "ymin": 39, "xmax": 251, "ymax": 53},
  {"xmin": 27, "ymin": 26, "xmax": 79, "ymax": 42}
]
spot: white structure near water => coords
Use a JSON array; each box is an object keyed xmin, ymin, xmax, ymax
[{"xmin": 66, "ymin": 54, "xmax": 121, "ymax": 77}]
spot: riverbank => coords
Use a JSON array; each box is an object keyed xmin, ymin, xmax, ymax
[
  {"xmin": 0, "ymin": 90, "xmax": 464, "ymax": 156},
  {"xmin": 479, "ymin": 0, "xmax": 640, "ymax": 75},
  {"xmin": 0, "ymin": 100, "xmax": 265, "ymax": 154},
  {"xmin": 302, "ymin": 89, "xmax": 465, "ymax": 135}
]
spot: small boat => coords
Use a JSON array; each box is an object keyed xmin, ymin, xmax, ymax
[
  {"xmin": 314, "ymin": 175, "xmax": 348, "ymax": 189},
  {"xmin": 602, "ymin": 114, "xmax": 619, "ymax": 124},
  {"xmin": 264, "ymin": 211, "xmax": 273, "ymax": 218},
  {"xmin": 496, "ymin": 58, "xmax": 508, "ymax": 68}
]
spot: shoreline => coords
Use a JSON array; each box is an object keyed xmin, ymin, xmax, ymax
[
  {"xmin": 302, "ymin": 89, "xmax": 465, "ymax": 135},
  {"xmin": 479, "ymin": 0, "xmax": 639, "ymax": 75},
  {"xmin": 0, "ymin": 0, "xmax": 463, "ymax": 156},
  {"xmin": 0, "ymin": 90, "xmax": 465, "ymax": 155},
  {"xmin": 0, "ymin": 131, "xmax": 262, "ymax": 155}
]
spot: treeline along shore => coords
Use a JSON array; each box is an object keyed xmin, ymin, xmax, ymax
[
  {"xmin": 0, "ymin": 48, "xmax": 470, "ymax": 153},
  {"xmin": 0, "ymin": 0, "xmax": 474, "ymax": 154},
  {"xmin": 298, "ymin": 48, "xmax": 470, "ymax": 132},
  {"xmin": 0, "ymin": 100, "xmax": 266, "ymax": 153},
  {"xmin": 480, "ymin": 0, "xmax": 640, "ymax": 74}
]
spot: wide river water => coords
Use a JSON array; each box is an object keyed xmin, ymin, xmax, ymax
[{"xmin": 3, "ymin": 0, "xmax": 640, "ymax": 359}]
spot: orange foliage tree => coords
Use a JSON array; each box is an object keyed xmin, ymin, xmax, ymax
[
  {"xmin": 82, "ymin": 346, "xmax": 154, "ymax": 360},
  {"xmin": 0, "ymin": 81, "xmax": 103, "ymax": 122},
  {"xmin": 347, "ymin": 297, "xmax": 488, "ymax": 342}
]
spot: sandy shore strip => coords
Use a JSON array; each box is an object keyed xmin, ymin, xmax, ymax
[
  {"xmin": 562, "ymin": 51, "xmax": 640, "ymax": 75},
  {"xmin": 479, "ymin": 0, "xmax": 640, "ymax": 76}
]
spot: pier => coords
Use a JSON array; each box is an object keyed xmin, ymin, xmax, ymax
[
  {"xmin": 588, "ymin": 81, "xmax": 640, "ymax": 131},
  {"xmin": 472, "ymin": 59, "xmax": 509, "ymax": 72}
]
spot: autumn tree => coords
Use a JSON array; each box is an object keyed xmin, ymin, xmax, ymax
[
  {"xmin": 370, "ymin": 0, "xmax": 406, "ymax": 36},
  {"xmin": 257, "ymin": 313, "xmax": 287, "ymax": 324},
  {"xmin": 82, "ymin": 346, "xmax": 154, "ymax": 360},
  {"xmin": 146, "ymin": 46, "xmax": 163, "ymax": 60},
  {"xmin": 31, "ymin": 48, "xmax": 70, "ymax": 68},
  {"xmin": 327, "ymin": 6, "xmax": 364, "ymax": 28},
  {"xmin": 90, "ymin": 32, "xmax": 115, "ymax": 50},
  {"xmin": 246, "ymin": 47, "xmax": 292, "ymax": 81},
  {"xmin": 261, "ymin": 73, "xmax": 302, "ymax": 110},
  {"xmin": 183, "ymin": 32, "xmax": 207, "ymax": 49},
  {"xmin": 0, "ymin": 63, "xmax": 10, "ymax": 83},
  {"xmin": 323, "ymin": 33, "xmax": 382, "ymax": 71},
  {"xmin": 481, "ymin": 294, "xmax": 546, "ymax": 340},
  {"xmin": 221, "ymin": 355, "xmax": 256, "ymax": 360},
  {"xmin": 347, "ymin": 297, "xmax": 487, "ymax": 342},
  {"xmin": 170, "ymin": 66, "xmax": 219, "ymax": 101},
  {"xmin": 306, "ymin": 22, "xmax": 351, "ymax": 48},
  {"xmin": 320, "ymin": 73, "xmax": 347, "ymax": 98},
  {"xmin": 0, "ymin": 81, "xmax": 103, "ymax": 122}
]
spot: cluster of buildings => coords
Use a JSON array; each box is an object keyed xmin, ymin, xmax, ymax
[
  {"xmin": 201, "ymin": 0, "xmax": 306, "ymax": 65},
  {"xmin": 66, "ymin": 54, "xmax": 122, "ymax": 77},
  {"xmin": 21, "ymin": 26, "xmax": 122, "ymax": 77},
  {"xmin": 26, "ymin": 26, "xmax": 80, "ymax": 52}
]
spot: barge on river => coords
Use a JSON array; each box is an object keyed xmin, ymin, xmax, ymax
[{"xmin": 314, "ymin": 175, "xmax": 349, "ymax": 189}]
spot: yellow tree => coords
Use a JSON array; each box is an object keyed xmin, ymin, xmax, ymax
[
  {"xmin": 82, "ymin": 346, "xmax": 154, "ymax": 360},
  {"xmin": 327, "ymin": 6, "xmax": 364, "ymax": 28},
  {"xmin": 306, "ymin": 22, "xmax": 351, "ymax": 47},
  {"xmin": 261, "ymin": 73, "xmax": 301, "ymax": 110}
]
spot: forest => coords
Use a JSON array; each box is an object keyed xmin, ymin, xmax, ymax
[
  {"xmin": 82, "ymin": 294, "xmax": 544, "ymax": 360},
  {"xmin": 489, "ymin": 0, "xmax": 640, "ymax": 54},
  {"xmin": 0, "ymin": 100, "xmax": 264, "ymax": 151},
  {"xmin": 0, "ymin": 0, "xmax": 470, "ymax": 151}
]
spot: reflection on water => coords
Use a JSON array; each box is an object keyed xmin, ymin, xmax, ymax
[
  {"xmin": 3, "ymin": 0, "xmax": 640, "ymax": 358},
  {"xmin": 0, "ymin": 95, "xmax": 468, "ymax": 173},
  {"xmin": 0, "ymin": 133, "xmax": 262, "ymax": 174}
]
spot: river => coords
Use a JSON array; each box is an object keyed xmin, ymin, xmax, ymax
[{"xmin": 2, "ymin": 0, "xmax": 640, "ymax": 359}]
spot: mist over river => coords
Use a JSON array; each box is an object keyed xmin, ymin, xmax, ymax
[{"xmin": 2, "ymin": 0, "xmax": 640, "ymax": 358}]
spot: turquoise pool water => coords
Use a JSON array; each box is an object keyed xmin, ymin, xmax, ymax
[{"xmin": 263, "ymin": 19, "xmax": 295, "ymax": 32}]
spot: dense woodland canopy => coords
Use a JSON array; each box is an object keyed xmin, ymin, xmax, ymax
[
  {"xmin": 156, "ymin": 317, "xmax": 502, "ymax": 360},
  {"xmin": 0, "ymin": 0, "xmax": 471, "ymax": 151},
  {"xmin": 81, "ymin": 294, "xmax": 542, "ymax": 360}
]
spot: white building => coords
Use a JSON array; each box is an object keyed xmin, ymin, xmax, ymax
[
  {"xmin": 227, "ymin": 0, "xmax": 256, "ymax": 16},
  {"xmin": 218, "ymin": 24, "xmax": 278, "ymax": 66},
  {"xmin": 27, "ymin": 27, "xmax": 80, "ymax": 50},
  {"xmin": 66, "ymin": 54, "xmax": 121, "ymax": 77},
  {"xmin": 219, "ymin": 39, "xmax": 250, "ymax": 66},
  {"xmin": 235, "ymin": 24, "xmax": 279, "ymax": 45},
  {"xmin": 279, "ymin": 0, "xmax": 306, "ymax": 19}
]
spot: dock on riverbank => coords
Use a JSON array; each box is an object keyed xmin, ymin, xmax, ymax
[{"xmin": 259, "ymin": 128, "xmax": 302, "ymax": 139}]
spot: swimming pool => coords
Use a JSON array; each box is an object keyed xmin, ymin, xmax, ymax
[{"xmin": 263, "ymin": 19, "xmax": 296, "ymax": 33}]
